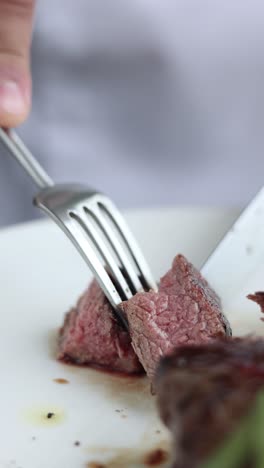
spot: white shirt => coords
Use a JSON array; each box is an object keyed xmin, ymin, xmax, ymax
[{"xmin": 1, "ymin": 0, "xmax": 264, "ymax": 226}]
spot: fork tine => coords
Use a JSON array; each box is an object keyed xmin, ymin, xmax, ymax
[
  {"xmin": 94, "ymin": 195, "xmax": 157, "ymax": 292},
  {"xmin": 38, "ymin": 203, "xmax": 129, "ymax": 329},
  {"xmin": 87, "ymin": 202, "xmax": 144, "ymax": 294},
  {"xmin": 71, "ymin": 210, "xmax": 133, "ymax": 301},
  {"xmin": 63, "ymin": 216, "xmax": 122, "ymax": 308}
]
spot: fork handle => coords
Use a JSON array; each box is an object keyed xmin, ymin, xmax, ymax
[{"xmin": 0, "ymin": 127, "xmax": 54, "ymax": 189}]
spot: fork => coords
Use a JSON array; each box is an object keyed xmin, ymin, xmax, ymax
[{"xmin": 0, "ymin": 128, "xmax": 157, "ymax": 329}]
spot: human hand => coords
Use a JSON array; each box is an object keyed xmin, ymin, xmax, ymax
[{"xmin": 0, "ymin": 0, "xmax": 35, "ymax": 127}]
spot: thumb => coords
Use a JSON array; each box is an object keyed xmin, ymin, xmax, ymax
[{"xmin": 0, "ymin": 0, "xmax": 35, "ymax": 127}]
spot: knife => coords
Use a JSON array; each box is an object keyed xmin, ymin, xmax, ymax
[{"xmin": 201, "ymin": 187, "xmax": 264, "ymax": 310}]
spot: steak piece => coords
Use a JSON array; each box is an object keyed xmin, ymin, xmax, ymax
[
  {"xmin": 58, "ymin": 280, "xmax": 143, "ymax": 374},
  {"xmin": 248, "ymin": 291, "xmax": 264, "ymax": 315},
  {"xmin": 155, "ymin": 338, "xmax": 264, "ymax": 468},
  {"xmin": 121, "ymin": 255, "xmax": 231, "ymax": 379}
]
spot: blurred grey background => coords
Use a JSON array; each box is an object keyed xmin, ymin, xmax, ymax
[{"xmin": 0, "ymin": 0, "xmax": 264, "ymax": 227}]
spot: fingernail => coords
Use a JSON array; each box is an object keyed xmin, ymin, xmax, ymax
[{"xmin": 0, "ymin": 80, "xmax": 26, "ymax": 114}]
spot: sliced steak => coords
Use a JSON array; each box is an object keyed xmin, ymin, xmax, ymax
[
  {"xmin": 58, "ymin": 280, "xmax": 143, "ymax": 374},
  {"xmin": 121, "ymin": 255, "xmax": 231, "ymax": 379},
  {"xmin": 248, "ymin": 291, "xmax": 264, "ymax": 315},
  {"xmin": 155, "ymin": 338, "xmax": 264, "ymax": 468}
]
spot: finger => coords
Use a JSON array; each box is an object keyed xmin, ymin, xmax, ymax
[{"xmin": 0, "ymin": 0, "xmax": 35, "ymax": 127}]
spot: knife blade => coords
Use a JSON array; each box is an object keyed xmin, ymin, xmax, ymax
[{"xmin": 201, "ymin": 187, "xmax": 264, "ymax": 310}]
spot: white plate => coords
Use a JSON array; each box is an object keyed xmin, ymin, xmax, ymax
[{"xmin": 0, "ymin": 207, "xmax": 263, "ymax": 468}]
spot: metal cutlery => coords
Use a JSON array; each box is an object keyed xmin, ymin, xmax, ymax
[{"xmin": 0, "ymin": 128, "xmax": 157, "ymax": 329}]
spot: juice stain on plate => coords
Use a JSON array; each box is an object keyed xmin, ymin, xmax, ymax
[
  {"xmin": 86, "ymin": 439, "xmax": 171, "ymax": 468},
  {"xmin": 143, "ymin": 449, "xmax": 168, "ymax": 466},
  {"xmin": 53, "ymin": 378, "xmax": 69, "ymax": 384},
  {"xmin": 86, "ymin": 446, "xmax": 170, "ymax": 468},
  {"xmin": 22, "ymin": 406, "xmax": 66, "ymax": 427}
]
